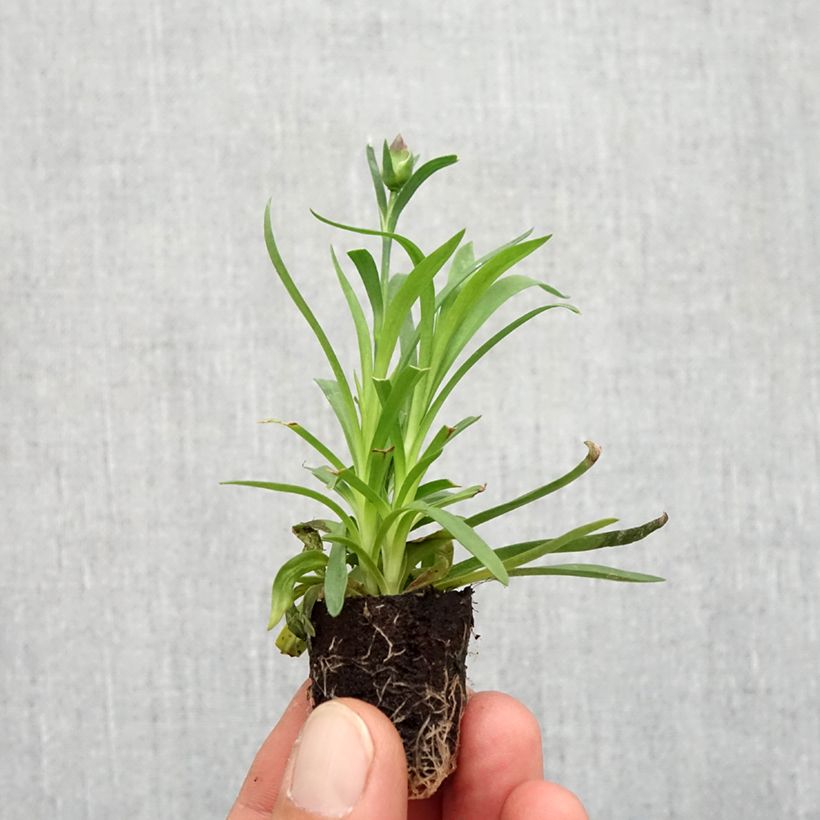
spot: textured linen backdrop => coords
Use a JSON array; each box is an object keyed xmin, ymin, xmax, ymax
[{"xmin": 2, "ymin": 1, "xmax": 818, "ymax": 818}]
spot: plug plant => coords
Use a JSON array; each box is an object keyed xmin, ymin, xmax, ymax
[{"xmin": 225, "ymin": 136, "xmax": 667, "ymax": 796}]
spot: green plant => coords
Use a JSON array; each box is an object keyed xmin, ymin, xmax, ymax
[{"xmin": 224, "ymin": 135, "xmax": 667, "ymax": 656}]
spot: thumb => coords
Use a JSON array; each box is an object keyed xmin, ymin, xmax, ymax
[{"xmin": 271, "ymin": 698, "xmax": 408, "ymax": 820}]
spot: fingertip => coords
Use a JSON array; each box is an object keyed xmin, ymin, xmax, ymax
[
  {"xmin": 501, "ymin": 779, "xmax": 589, "ymax": 820},
  {"xmin": 229, "ymin": 681, "xmax": 312, "ymax": 818},
  {"xmin": 463, "ymin": 690, "xmax": 543, "ymax": 769},
  {"xmin": 273, "ymin": 697, "xmax": 407, "ymax": 819},
  {"xmin": 333, "ymin": 696, "xmax": 408, "ymax": 775},
  {"xmin": 443, "ymin": 691, "xmax": 544, "ymax": 818}
]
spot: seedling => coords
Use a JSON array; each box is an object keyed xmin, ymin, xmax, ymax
[{"xmin": 225, "ymin": 136, "xmax": 667, "ymax": 796}]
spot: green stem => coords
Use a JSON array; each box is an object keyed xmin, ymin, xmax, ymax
[{"xmin": 379, "ymin": 192, "xmax": 397, "ymax": 294}]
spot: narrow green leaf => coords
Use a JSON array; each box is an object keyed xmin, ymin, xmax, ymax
[
  {"xmin": 305, "ymin": 464, "xmax": 358, "ymax": 510},
  {"xmin": 372, "ymin": 375, "xmax": 392, "ymax": 405},
  {"xmin": 415, "ymin": 478, "xmax": 459, "ymax": 498},
  {"xmin": 424, "ymin": 305, "xmax": 569, "ymax": 429},
  {"xmin": 366, "ymin": 144, "xmax": 387, "ymax": 213},
  {"xmin": 387, "ymin": 273, "xmax": 419, "ymax": 368},
  {"xmin": 440, "ymin": 276, "xmax": 575, "ymax": 381},
  {"xmin": 348, "ymin": 249, "xmax": 383, "ymax": 328},
  {"xmin": 552, "ymin": 512, "xmax": 669, "ymax": 553},
  {"xmin": 370, "ymin": 366, "xmax": 428, "ymax": 451},
  {"xmin": 258, "ymin": 418, "xmax": 345, "ymax": 470},
  {"xmin": 410, "ymin": 484, "xmax": 486, "ymax": 529},
  {"xmin": 336, "ymin": 467, "xmax": 390, "ymax": 515},
  {"xmin": 396, "ymin": 232, "xmax": 549, "ymax": 376},
  {"xmin": 504, "ymin": 518, "xmax": 618, "ymax": 569},
  {"xmin": 465, "ymin": 441, "xmax": 600, "ymax": 527},
  {"xmin": 324, "ymin": 543, "xmax": 348, "ymax": 616},
  {"xmin": 417, "ymin": 275, "xmax": 436, "ymax": 368},
  {"xmin": 394, "ymin": 415, "xmax": 481, "ymax": 505},
  {"xmin": 406, "ymin": 537, "xmax": 454, "ymax": 591},
  {"xmin": 268, "ymin": 551, "xmax": 328, "ymax": 629},
  {"xmin": 509, "ymin": 565, "xmax": 665, "ymax": 583},
  {"xmin": 322, "ymin": 533, "xmax": 388, "ymax": 591},
  {"xmin": 376, "ymin": 230, "xmax": 465, "ymax": 374},
  {"xmin": 464, "ymin": 512, "xmax": 670, "ymax": 571},
  {"xmin": 405, "ymin": 532, "xmax": 454, "ymax": 568},
  {"xmin": 441, "ymin": 518, "xmax": 618, "ymax": 588},
  {"xmin": 221, "ymin": 480, "xmax": 356, "ymax": 533},
  {"xmin": 381, "ymin": 138, "xmax": 395, "ymax": 185},
  {"xmin": 432, "ymin": 235, "xmax": 552, "ymax": 379},
  {"xmin": 438, "ymin": 230, "xmax": 534, "ymax": 310},
  {"xmin": 330, "ymin": 247, "xmax": 373, "ymax": 385},
  {"xmin": 310, "ymin": 208, "xmax": 424, "ymax": 266},
  {"xmin": 264, "ymin": 202, "xmax": 357, "ymax": 423},
  {"xmin": 370, "ymin": 505, "xmax": 417, "ymax": 558},
  {"xmin": 390, "ymin": 155, "xmax": 458, "ymax": 225},
  {"xmin": 315, "ymin": 378, "xmax": 361, "ymax": 461},
  {"xmin": 422, "ymin": 484, "xmax": 486, "ymax": 509},
  {"xmin": 409, "ymin": 502, "xmax": 508, "ymax": 585},
  {"xmin": 393, "ymin": 229, "xmax": 541, "ymax": 376},
  {"xmin": 475, "ymin": 230, "xmax": 535, "ymax": 264},
  {"xmin": 307, "ymin": 463, "xmax": 341, "ymax": 489},
  {"xmin": 446, "ymin": 241, "xmax": 475, "ymax": 286}
]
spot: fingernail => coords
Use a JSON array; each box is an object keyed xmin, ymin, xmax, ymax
[{"xmin": 287, "ymin": 700, "xmax": 375, "ymax": 817}]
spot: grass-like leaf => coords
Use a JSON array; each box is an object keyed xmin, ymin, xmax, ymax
[
  {"xmin": 410, "ymin": 502, "xmax": 509, "ymax": 585},
  {"xmin": 330, "ymin": 247, "xmax": 373, "ymax": 385},
  {"xmin": 324, "ymin": 543, "xmax": 348, "ymax": 616},
  {"xmin": 423, "ymin": 305, "xmax": 572, "ymax": 429},
  {"xmin": 310, "ymin": 208, "xmax": 424, "ymax": 266},
  {"xmin": 376, "ymin": 230, "xmax": 465, "ymax": 374},
  {"xmin": 415, "ymin": 478, "xmax": 459, "ymax": 498},
  {"xmin": 438, "ymin": 229, "xmax": 535, "ymax": 310},
  {"xmin": 369, "ymin": 366, "xmax": 428, "ymax": 451},
  {"xmin": 365, "ymin": 144, "xmax": 387, "ymax": 213},
  {"xmin": 322, "ymin": 533, "xmax": 388, "ymax": 591},
  {"xmin": 437, "ymin": 236, "xmax": 552, "ymax": 335},
  {"xmin": 391, "ymin": 154, "xmax": 458, "ymax": 225},
  {"xmin": 257, "ymin": 418, "xmax": 345, "ymax": 470},
  {"xmin": 264, "ymin": 202, "xmax": 357, "ymax": 430},
  {"xmin": 465, "ymin": 441, "xmax": 601, "ymax": 527},
  {"xmin": 429, "ymin": 235, "xmax": 553, "ymax": 390},
  {"xmin": 409, "ymin": 484, "xmax": 486, "ymax": 530},
  {"xmin": 268, "ymin": 551, "xmax": 328, "ymax": 629},
  {"xmin": 394, "ymin": 230, "xmax": 542, "ymax": 376},
  {"xmin": 551, "ymin": 512, "xmax": 669, "ymax": 553},
  {"xmin": 315, "ymin": 378, "xmax": 362, "ymax": 464},
  {"xmin": 493, "ymin": 513, "xmax": 670, "ymax": 561},
  {"xmin": 348, "ymin": 249, "xmax": 383, "ymax": 328},
  {"xmin": 440, "ymin": 275, "xmax": 574, "ymax": 381},
  {"xmin": 509, "ymin": 565, "xmax": 664, "ymax": 583},
  {"xmin": 439, "ymin": 518, "xmax": 617, "ymax": 589},
  {"xmin": 395, "ymin": 415, "xmax": 480, "ymax": 505},
  {"xmin": 221, "ymin": 480, "xmax": 356, "ymax": 533},
  {"xmin": 336, "ymin": 467, "xmax": 391, "ymax": 515}
]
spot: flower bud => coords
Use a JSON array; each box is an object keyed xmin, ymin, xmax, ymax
[{"xmin": 382, "ymin": 134, "xmax": 415, "ymax": 191}]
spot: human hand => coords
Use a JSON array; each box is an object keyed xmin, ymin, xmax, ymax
[{"xmin": 228, "ymin": 682, "xmax": 588, "ymax": 819}]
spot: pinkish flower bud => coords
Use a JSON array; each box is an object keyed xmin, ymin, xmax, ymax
[{"xmin": 382, "ymin": 134, "xmax": 415, "ymax": 191}]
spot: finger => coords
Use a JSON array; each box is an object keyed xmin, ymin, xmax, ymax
[
  {"xmin": 272, "ymin": 697, "xmax": 408, "ymax": 820},
  {"xmin": 228, "ymin": 682, "xmax": 312, "ymax": 819},
  {"xmin": 501, "ymin": 780, "xmax": 588, "ymax": 820},
  {"xmin": 407, "ymin": 791, "xmax": 441, "ymax": 820},
  {"xmin": 442, "ymin": 691, "xmax": 543, "ymax": 818}
]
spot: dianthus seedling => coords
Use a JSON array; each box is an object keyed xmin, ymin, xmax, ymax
[{"xmin": 225, "ymin": 136, "xmax": 667, "ymax": 796}]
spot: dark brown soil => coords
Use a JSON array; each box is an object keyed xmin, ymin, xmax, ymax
[{"xmin": 308, "ymin": 586, "xmax": 474, "ymax": 798}]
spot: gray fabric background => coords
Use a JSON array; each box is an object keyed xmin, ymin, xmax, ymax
[{"xmin": 2, "ymin": 1, "xmax": 818, "ymax": 818}]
